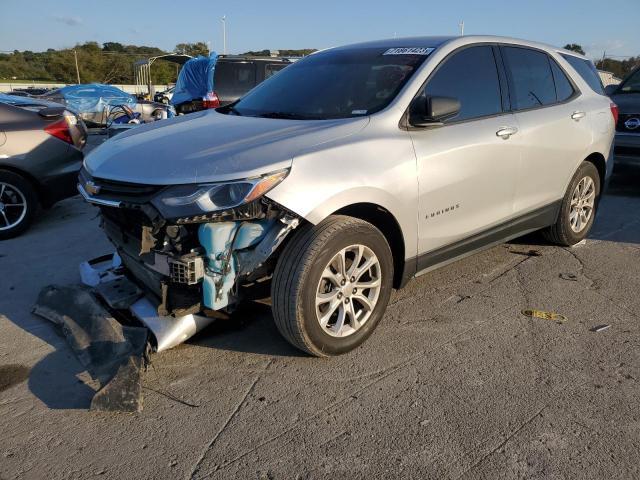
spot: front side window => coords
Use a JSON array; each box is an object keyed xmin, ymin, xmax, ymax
[
  {"xmin": 503, "ymin": 46, "xmax": 556, "ymax": 110},
  {"xmin": 422, "ymin": 45, "xmax": 502, "ymax": 123},
  {"xmin": 561, "ymin": 54, "xmax": 605, "ymax": 94},
  {"xmin": 231, "ymin": 47, "xmax": 431, "ymax": 119}
]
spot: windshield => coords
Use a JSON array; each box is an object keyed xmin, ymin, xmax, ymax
[
  {"xmin": 229, "ymin": 47, "xmax": 433, "ymax": 119},
  {"xmin": 619, "ymin": 68, "xmax": 640, "ymax": 94}
]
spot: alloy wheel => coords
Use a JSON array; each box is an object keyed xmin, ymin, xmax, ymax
[
  {"xmin": 315, "ymin": 244, "xmax": 382, "ymax": 337},
  {"xmin": 0, "ymin": 182, "xmax": 27, "ymax": 231},
  {"xmin": 569, "ymin": 176, "xmax": 595, "ymax": 233}
]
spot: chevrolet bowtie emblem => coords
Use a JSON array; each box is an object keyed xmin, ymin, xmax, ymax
[{"xmin": 85, "ymin": 181, "xmax": 101, "ymax": 195}]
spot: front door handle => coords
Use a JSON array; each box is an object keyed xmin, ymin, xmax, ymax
[
  {"xmin": 571, "ymin": 111, "xmax": 586, "ymax": 121},
  {"xmin": 496, "ymin": 126, "xmax": 518, "ymax": 139}
]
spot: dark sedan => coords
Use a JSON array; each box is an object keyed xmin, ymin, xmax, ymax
[
  {"xmin": 607, "ymin": 66, "xmax": 640, "ymax": 164},
  {"xmin": 0, "ymin": 93, "xmax": 87, "ymax": 238}
]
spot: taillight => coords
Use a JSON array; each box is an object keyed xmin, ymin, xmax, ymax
[
  {"xmin": 44, "ymin": 112, "xmax": 85, "ymax": 148},
  {"xmin": 610, "ymin": 102, "xmax": 619, "ymax": 125},
  {"xmin": 44, "ymin": 118, "xmax": 73, "ymax": 144},
  {"xmin": 202, "ymin": 92, "xmax": 220, "ymax": 109}
]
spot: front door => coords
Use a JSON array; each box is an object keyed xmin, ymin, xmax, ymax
[{"xmin": 409, "ymin": 45, "xmax": 520, "ymax": 261}]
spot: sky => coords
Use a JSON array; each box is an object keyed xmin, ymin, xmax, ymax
[{"xmin": 0, "ymin": 0, "xmax": 638, "ymax": 60}]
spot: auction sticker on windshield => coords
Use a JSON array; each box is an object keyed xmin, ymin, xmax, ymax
[{"xmin": 383, "ymin": 47, "xmax": 435, "ymax": 56}]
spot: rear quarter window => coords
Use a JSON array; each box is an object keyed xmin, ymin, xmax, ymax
[{"xmin": 561, "ymin": 54, "xmax": 604, "ymax": 95}]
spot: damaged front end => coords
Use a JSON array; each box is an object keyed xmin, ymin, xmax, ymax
[{"xmin": 77, "ymin": 167, "xmax": 299, "ymax": 352}]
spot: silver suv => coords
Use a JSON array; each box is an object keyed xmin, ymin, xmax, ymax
[{"xmin": 79, "ymin": 36, "xmax": 616, "ymax": 356}]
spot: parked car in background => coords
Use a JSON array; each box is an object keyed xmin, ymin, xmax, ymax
[
  {"xmin": 42, "ymin": 84, "xmax": 174, "ymax": 127},
  {"xmin": 0, "ymin": 93, "xmax": 87, "ymax": 238},
  {"xmin": 154, "ymin": 86, "xmax": 175, "ymax": 104},
  {"xmin": 80, "ymin": 36, "xmax": 615, "ymax": 356},
  {"xmin": 606, "ymin": 66, "xmax": 640, "ymax": 164},
  {"xmin": 172, "ymin": 55, "xmax": 290, "ymax": 114}
]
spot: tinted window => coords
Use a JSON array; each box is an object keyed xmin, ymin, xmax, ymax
[
  {"xmin": 233, "ymin": 47, "xmax": 430, "ymax": 119},
  {"xmin": 214, "ymin": 62, "xmax": 257, "ymax": 96},
  {"xmin": 265, "ymin": 63, "xmax": 288, "ymax": 79},
  {"xmin": 561, "ymin": 54, "xmax": 604, "ymax": 94},
  {"xmin": 423, "ymin": 46, "xmax": 502, "ymax": 122},
  {"xmin": 503, "ymin": 47, "xmax": 556, "ymax": 109},
  {"xmin": 618, "ymin": 67, "xmax": 640, "ymax": 94},
  {"xmin": 550, "ymin": 59, "xmax": 575, "ymax": 101}
]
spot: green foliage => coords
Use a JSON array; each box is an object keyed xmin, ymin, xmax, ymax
[
  {"xmin": 0, "ymin": 42, "xmax": 207, "ymax": 84},
  {"xmin": 0, "ymin": 43, "xmax": 320, "ymax": 85},
  {"xmin": 175, "ymin": 42, "xmax": 210, "ymax": 57},
  {"xmin": 563, "ymin": 43, "xmax": 586, "ymax": 55},
  {"xmin": 597, "ymin": 56, "xmax": 640, "ymax": 80}
]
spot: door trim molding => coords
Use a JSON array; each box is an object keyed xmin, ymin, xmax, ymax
[{"xmin": 398, "ymin": 200, "xmax": 561, "ymax": 287}]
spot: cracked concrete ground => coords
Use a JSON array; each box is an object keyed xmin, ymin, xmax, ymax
[{"xmin": 1, "ymin": 160, "xmax": 639, "ymax": 479}]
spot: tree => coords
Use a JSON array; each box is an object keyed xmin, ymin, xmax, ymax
[
  {"xmin": 563, "ymin": 44, "xmax": 585, "ymax": 55},
  {"xmin": 174, "ymin": 42, "xmax": 209, "ymax": 57}
]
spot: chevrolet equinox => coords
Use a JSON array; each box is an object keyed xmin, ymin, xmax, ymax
[{"xmin": 79, "ymin": 36, "xmax": 616, "ymax": 356}]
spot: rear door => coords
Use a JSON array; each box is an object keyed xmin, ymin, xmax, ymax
[
  {"xmin": 411, "ymin": 45, "xmax": 521, "ymax": 257},
  {"xmin": 500, "ymin": 45, "xmax": 593, "ymax": 213}
]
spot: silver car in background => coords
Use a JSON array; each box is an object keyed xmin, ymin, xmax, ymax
[{"xmin": 80, "ymin": 36, "xmax": 615, "ymax": 356}]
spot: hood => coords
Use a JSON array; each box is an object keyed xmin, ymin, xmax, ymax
[
  {"xmin": 610, "ymin": 92, "xmax": 640, "ymax": 114},
  {"xmin": 85, "ymin": 110, "xmax": 369, "ymax": 185}
]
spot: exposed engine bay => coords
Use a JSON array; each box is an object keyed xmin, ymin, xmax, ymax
[{"xmin": 77, "ymin": 167, "xmax": 300, "ymax": 348}]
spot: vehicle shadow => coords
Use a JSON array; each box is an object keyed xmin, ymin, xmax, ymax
[{"xmin": 188, "ymin": 301, "xmax": 305, "ymax": 357}]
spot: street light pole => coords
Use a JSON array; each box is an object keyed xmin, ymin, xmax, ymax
[
  {"xmin": 221, "ymin": 16, "xmax": 227, "ymax": 55},
  {"xmin": 459, "ymin": 20, "xmax": 464, "ymax": 36},
  {"xmin": 73, "ymin": 49, "xmax": 81, "ymax": 84}
]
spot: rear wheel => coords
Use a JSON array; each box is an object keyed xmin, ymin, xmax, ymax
[
  {"xmin": 271, "ymin": 215, "xmax": 394, "ymax": 357},
  {"xmin": 0, "ymin": 171, "xmax": 38, "ymax": 240},
  {"xmin": 543, "ymin": 161, "xmax": 600, "ymax": 246}
]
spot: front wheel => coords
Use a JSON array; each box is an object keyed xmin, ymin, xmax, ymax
[
  {"xmin": 271, "ymin": 215, "xmax": 394, "ymax": 357},
  {"xmin": 543, "ymin": 161, "xmax": 600, "ymax": 246}
]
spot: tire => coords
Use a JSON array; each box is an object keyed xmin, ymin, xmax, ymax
[
  {"xmin": 542, "ymin": 161, "xmax": 600, "ymax": 246},
  {"xmin": 0, "ymin": 171, "xmax": 38, "ymax": 240},
  {"xmin": 271, "ymin": 215, "xmax": 394, "ymax": 357}
]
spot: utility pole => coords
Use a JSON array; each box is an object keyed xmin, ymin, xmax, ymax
[
  {"xmin": 600, "ymin": 51, "xmax": 606, "ymax": 69},
  {"xmin": 221, "ymin": 16, "xmax": 227, "ymax": 55},
  {"xmin": 459, "ymin": 20, "xmax": 465, "ymax": 36},
  {"xmin": 73, "ymin": 49, "xmax": 81, "ymax": 84}
]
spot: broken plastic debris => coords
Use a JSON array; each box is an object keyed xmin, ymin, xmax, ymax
[
  {"xmin": 521, "ymin": 309, "xmax": 568, "ymax": 323},
  {"xmin": 559, "ymin": 273, "xmax": 578, "ymax": 281},
  {"xmin": 590, "ymin": 324, "xmax": 611, "ymax": 333},
  {"xmin": 32, "ymin": 284, "xmax": 147, "ymax": 412},
  {"xmin": 571, "ymin": 239, "xmax": 587, "ymax": 248}
]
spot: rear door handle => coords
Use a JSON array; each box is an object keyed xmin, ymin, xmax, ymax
[
  {"xmin": 496, "ymin": 126, "xmax": 518, "ymax": 139},
  {"xmin": 571, "ymin": 111, "xmax": 586, "ymax": 121}
]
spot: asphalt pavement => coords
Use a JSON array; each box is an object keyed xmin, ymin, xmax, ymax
[{"xmin": 0, "ymin": 160, "xmax": 639, "ymax": 480}]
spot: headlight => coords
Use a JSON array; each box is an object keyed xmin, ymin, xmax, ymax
[{"xmin": 151, "ymin": 169, "xmax": 289, "ymax": 220}]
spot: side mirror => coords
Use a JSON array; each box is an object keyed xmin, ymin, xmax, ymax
[
  {"xmin": 410, "ymin": 95, "xmax": 461, "ymax": 127},
  {"xmin": 604, "ymin": 84, "xmax": 618, "ymax": 96}
]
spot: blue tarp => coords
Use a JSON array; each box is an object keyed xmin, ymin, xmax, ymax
[
  {"xmin": 43, "ymin": 84, "xmax": 137, "ymax": 115},
  {"xmin": 171, "ymin": 52, "xmax": 218, "ymax": 106}
]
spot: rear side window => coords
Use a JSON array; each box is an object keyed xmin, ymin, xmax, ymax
[
  {"xmin": 214, "ymin": 62, "xmax": 257, "ymax": 97},
  {"xmin": 549, "ymin": 60, "xmax": 575, "ymax": 102},
  {"xmin": 423, "ymin": 45, "xmax": 502, "ymax": 123},
  {"xmin": 561, "ymin": 54, "xmax": 604, "ymax": 94},
  {"xmin": 502, "ymin": 46, "xmax": 556, "ymax": 109},
  {"xmin": 265, "ymin": 63, "xmax": 288, "ymax": 79}
]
